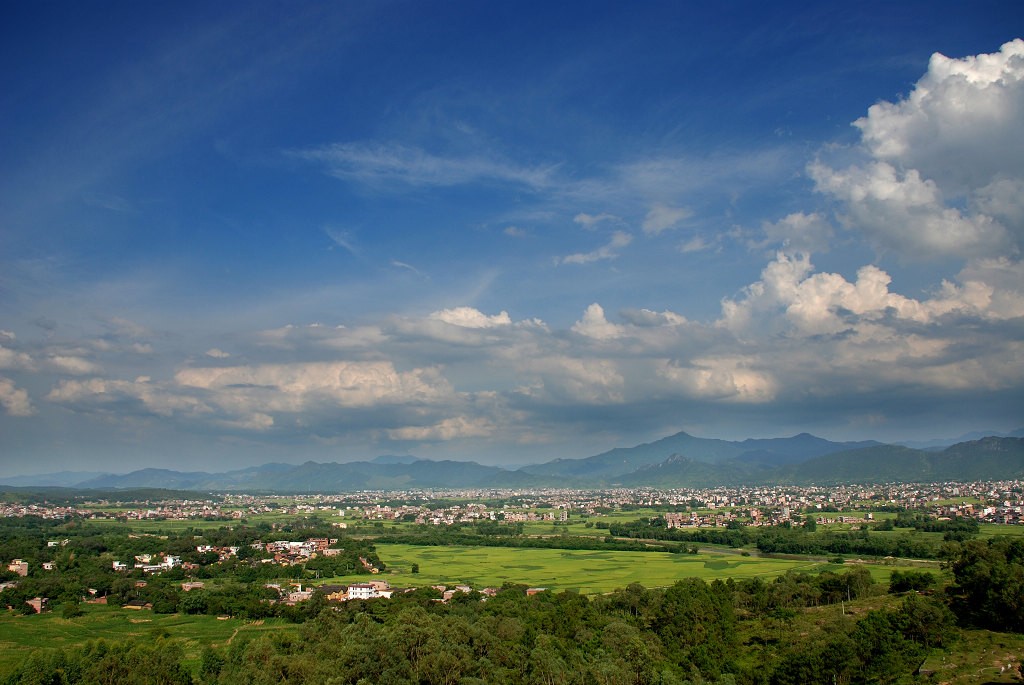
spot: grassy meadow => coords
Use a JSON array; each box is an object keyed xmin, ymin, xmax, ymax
[{"xmin": 0, "ymin": 604, "xmax": 296, "ymax": 676}]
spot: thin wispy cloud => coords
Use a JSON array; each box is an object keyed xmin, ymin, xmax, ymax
[
  {"xmin": 642, "ymin": 204, "xmax": 692, "ymax": 235},
  {"xmin": 678, "ymin": 235, "xmax": 715, "ymax": 254},
  {"xmin": 391, "ymin": 260, "xmax": 425, "ymax": 277},
  {"xmin": 293, "ymin": 142, "xmax": 558, "ymax": 190},
  {"xmin": 573, "ymin": 212, "xmax": 622, "ymax": 230},
  {"xmin": 325, "ymin": 227, "xmax": 361, "ymax": 257},
  {"xmin": 559, "ymin": 231, "xmax": 633, "ymax": 265}
]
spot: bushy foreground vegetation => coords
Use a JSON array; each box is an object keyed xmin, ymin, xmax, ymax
[
  {"xmin": 4, "ymin": 570, "xmax": 949, "ymax": 685},
  {"xmin": 5, "ymin": 539, "xmax": 1023, "ymax": 684},
  {"xmin": 1, "ymin": 509, "xmax": 1022, "ymax": 683}
]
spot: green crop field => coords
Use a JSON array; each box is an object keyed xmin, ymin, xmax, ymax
[
  {"xmin": 314, "ymin": 543, "xmax": 928, "ymax": 594},
  {"xmin": 979, "ymin": 523, "xmax": 1024, "ymax": 537},
  {"xmin": 0, "ymin": 604, "xmax": 296, "ymax": 677},
  {"xmin": 83, "ymin": 518, "xmax": 233, "ymax": 533}
]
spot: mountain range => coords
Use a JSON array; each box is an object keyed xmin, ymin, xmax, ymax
[{"xmin": 2, "ymin": 432, "xmax": 1023, "ymax": 492}]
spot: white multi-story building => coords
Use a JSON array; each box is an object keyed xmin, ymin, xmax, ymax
[{"xmin": 347, "ymin": 583, "xmax": 378, "ymax": 600}]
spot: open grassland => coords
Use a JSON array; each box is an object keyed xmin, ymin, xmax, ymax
[
  {"xmin": 918, "ymin": 629, "xmax": 1024, "ymax": 684},
  {"xmin": 0, "ymin": 604, "xmax": 296, "ymax": 677},
  {"xmin": 734, "ymin": 590, "xmax": 1024, "ymax": 685},
  {"xmin": 318, "ymin": 543, "xmax": 929, "ymax": 593}
]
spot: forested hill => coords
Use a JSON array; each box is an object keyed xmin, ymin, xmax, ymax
[
  {"xmin": 2, "ymin": 435, "xmax": 1022, "ymax": 493},
  {"xmin": 518, "ymin": 431, "xmax": 880, "ymax": 480},
  {"xmin": 771, "ymin": 437, "xmax": 1024, "ymax": 485}
]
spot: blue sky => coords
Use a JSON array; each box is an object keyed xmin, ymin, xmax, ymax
[{"xmin": 1, "ymin": 2, "xmax": 1022, "ymax": 476}]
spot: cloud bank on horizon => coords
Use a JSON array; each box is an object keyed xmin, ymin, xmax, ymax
[{"xmin": 0, "ymin": 3, "xmax": 1022, "ymax": 474}]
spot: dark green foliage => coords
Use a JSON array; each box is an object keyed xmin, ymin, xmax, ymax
[
  {"xmin": 610, "ymin": 518, "xmax": 943, "ymax": 558},
  {"xmin": 199, "ymin": 646, "xmax": 225, "ymax": 683},
  {"xmin": 653, "ymin": 578, "xmax": 737, "ymax": 676},
  {"xmin": 3, "ymin": 638, "xmax": 192, "ymax": 685},
  {"xmin": 946, "ymin": 537, "xmax": 1024, "ymax": 632},
  {"xmin": 894, "ymin": 511, "xmax": 978, "ymax": 537},
  {"xmin": 382, "ymin": 528, "xmax": 678, "ymax": 553},
  {"xmin": 61, "ymin": 599, "xmax": 84, "ymax": 619},
  {"xmin": 770, "ymin": 595, "xmax": 954, "ymax": 685},
  {"xmin": 771, "ymin": 626, "xmax": 857, "ymax": 685},
  {"xmin": 887, "ymin": 569, "xmax": 935, "ymax": 593},
  {"xmin": 730, "ymin": 567, "xmax": 874, "ymax": 615},
  {"xmin": 2, "ymin": 573, "xmax": 961, "ymax": 685}
]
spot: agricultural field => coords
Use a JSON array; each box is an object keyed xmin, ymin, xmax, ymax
[
  {"xmin": 980, "ymin": 522, "xmax": 1024, "ymax": 537},
  {"xmin": 80, "ymin": 511, "xmax": 306, "ymax": 533},
  {"xmin": 315, "ymin": 543, "xmax": 932, "ymax": 594},
  {"xmin": 81, "ymin": 518, "xmax": 238, "ymax": 533}
]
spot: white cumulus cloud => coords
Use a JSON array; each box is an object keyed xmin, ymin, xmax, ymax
[
  {"xmin": 720, "ymin": 251, "xmax": 1019, "ymax": 338},
  {"xmin": 175, "ymin": 361, "xmax": 452, "ymax": 410},
  {"xmin": 809, "ymin": 40, "xmax": 1024, "ymax": 261},
  {"xmin": 388, "ymin": 416, "xmax": 494, "ymax": 441},
  {"xmin": 572, "ymin": 303, "xmax": 625, "ymax": 340},
  {"xmin": 761, "ymin": 212, "xmax": 834, "ymax": 255},
  {"xmin": 0, "ymin": 345, "xmax": 35, "ymax": 371},
  {"xmin": 46, "ymin": 355, "xmax": 101, "ymax": 375},
  {"xmin": 0, "ymin": 377, "xmax": 34, "ymax": 416},
  {"xmin": 431, "ymin": 307, "xmax": 512, "ymax": 329},
  {"xmin": 810, "ymin": 160, "xmax": 1010, "ymax": 259},
  {"xmin": 854, "ymin": 39, "xmax": 1024, "ymax": 195},
  {"xmin": 46, "ymin": 378, "xmax": 211, "ymax": 418},
  {"xmin": 658, "ymin": 357, "xmax": 777, "ymax": 403}
]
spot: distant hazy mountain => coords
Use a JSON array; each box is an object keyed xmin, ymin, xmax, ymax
[
  {"xmin": 0, "ymin": 471, "xmax": 111, "ymax": 487},
  {"xmin": 519, "ymin": 431, "xmax": 880, "ymax": 481},
  {"xmin": 370, "ymin": 455, "xmax": 423, "ymax": 465},
  {"xmin": 616, "ymin": 454, "xmax": 759, "ymax": 488},
  {"xmin": 773, "ymin": 437, "xmax": 1024, "ymax": 485},
  {"xmin": 930, "ymin": 437, "xmax": 1024, "ymax": 481},
  {"xmin": 8, "ymin": 434, "xmax": 1023, "ymax": 493},
  {"xmin": 77, "ymin": 468, "xmax": 219, "ymax": 490},
  {"xmin": 732, "ymin": 433, "xmax": 881, "ymax": 466},
  {"xmin": 896, "ymin": 428, "xmax": 1024, "ymax": 450},
  {"xmin": 773, "ymin": 445, "xmax": 933, "ymax": 484},
  {"xmin": 78, "ymin": 458, "xmax": 540, "ymax": 492},
  {"xmin": 521, "ymin": 431, "xmax": 746, "ymax": 480}
]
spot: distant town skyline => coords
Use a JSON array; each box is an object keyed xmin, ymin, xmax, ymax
[{"xmin": 1, "ymin": 2, "xmax": 1022, "ymax": 476}]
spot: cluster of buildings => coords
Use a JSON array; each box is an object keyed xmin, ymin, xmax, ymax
[
  {"xmin": 268, "ymin": 579, "xmax": 396, "ymax": 604},
  {"xmin": 113, "ymin": 553, "xmax": 183, "ymax": 573},
  {"xmin": 266, "ymin": 580, "xmax": 534, "ymax": 605},
  {"xmin": 4, "ymin": 481, "xmax": 1019, "ymax": 528},
  {"xmin": 260, "ymin": 538, "xmax": 342, "ymax": 565},
  {"xmin": 351, "ymin": 502, "xmax": 569, "ymax": 525},
  {"xmin": 87, "ymin": 501, "xmax": 239, "ymax": 522},
  {"xmin": 329, "ymin": 483, "xmax": 1022, "ymax": 528},
  {"xmin": 0, "ymin": 503, "xmax": 90, "ymax": 519},
  {"xmin": 195, "ymin": 544, "xmax": 242, "ymax": 561}
]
